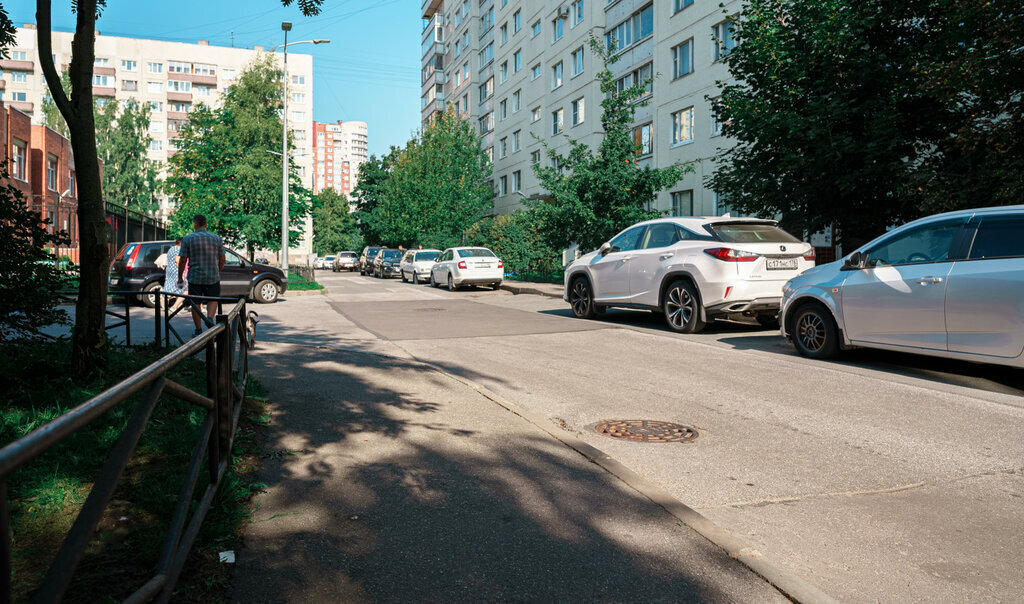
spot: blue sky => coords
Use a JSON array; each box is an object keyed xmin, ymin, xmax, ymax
[{"xmin": 6, "ymin": 0, "xmax": 421, "ymax": 157}]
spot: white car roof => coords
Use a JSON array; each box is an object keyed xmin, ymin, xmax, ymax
[{"xmin": 630, "ymin": 216, "xmax": 778, "ymax": 230}]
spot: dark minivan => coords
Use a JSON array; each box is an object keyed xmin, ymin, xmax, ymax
[{"xmin": 109, "ymin": 240, "xmax": 288, "ymax": 307}]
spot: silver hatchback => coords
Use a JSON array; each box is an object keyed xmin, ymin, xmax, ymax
[{"xmin": 780, "ymin": 206, "xmax": 1024, "ymax": 367}]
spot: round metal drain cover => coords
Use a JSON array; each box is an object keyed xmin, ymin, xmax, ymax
[
  {"xmin": 413, "ymin": 307, "xmax": 446, "ymax": 312},
  {"xmin": 593, "ymin": 420, "xmax": 699, "ymax": 443}
]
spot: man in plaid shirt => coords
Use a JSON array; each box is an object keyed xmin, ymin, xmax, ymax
[{"xmin": 177, "ymin": 214, "xmax": 226, "ymax": 337}]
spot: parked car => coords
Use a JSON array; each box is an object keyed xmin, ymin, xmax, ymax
[
  {"xmin": 400, "ymin": 249, "xmax": 441, "ymax": 284},
  {"xmin": 430, "ymin": 247, "xmax": 503, "ymax": 290},
  {"xmin": 319, "ymin": 255, "xmax": 336, "ymax": 270},
  {"xmin": 359, "ymin": 246, "xmax": 382, "ymax": 275},
  {"xmin": 563, "ymin": 217, "xmax": 815, "ymax": 333},
  {"xmin": 372, "ymin": 248, "xmax": 404, "ymax": 278},
  {"xmin": 313, "ymin": 256, "xmax": 324, "ymax": 269},
  {"xmin": 332, "ymin": 251, "xmax": 359, "ymax": 272},
  {"xmin": 780, "ymin": 205, "xmax": 1024, "ymax": 367},
  {"xmin": 109, "ymin": 240, "xmax": 288, "ymax": 307},
  {"xmin": 254, "ymin": 258, "xmax": 271, "ymax": 265}
]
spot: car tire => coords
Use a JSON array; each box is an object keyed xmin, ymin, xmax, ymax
[
  {"xmin": 568, "ymin": 277, "xmax": 598, "ymax": 319},
  {"xmin": 447, "ymin": 273, "xmax": 457, "ymax": 291},
  {"xmin": 430, "ymin": 272, "xmax": 438, "ymax": 288},
  {"xmin": 412, "ymin": 272, "xmax": 420, "ymax": 285},
  {"xmin": 663, "ymin": 280, "xmax": 705, "ymax": 334},
  {"xmin": 401, "ymin": 270, "xmax": 408, "ymax": 283},
  {"xmin": 140, "ymin": 281, "xmax": 162, "ymax": 308},
  {"xmin": 254, "ymin": 279, "xmax": 280, "ymax": 304},
  {"xmin": 790, "ymin": 302, "xmax": 840, "ymax": 359}
]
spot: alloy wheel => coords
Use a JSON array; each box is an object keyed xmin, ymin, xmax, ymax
[
  {"xmin": 665, "ymin": 286, "xmax": 695, "ymax": 330},
  {"xmin": 796, "ymin": 312, "xmax": 827, "ymax": 352},
  {"xmin": 570, "ymin": 280, "xmax": 592, "ymax": 318}
]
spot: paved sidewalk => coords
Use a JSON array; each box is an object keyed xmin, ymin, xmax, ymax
[
  {"xmin": 499, "ymin": 280, "xmax": 563, "ymax": 299},
  {"xmin": 230, "ymin": 337, "xmax": 792, "ymax": 603}
]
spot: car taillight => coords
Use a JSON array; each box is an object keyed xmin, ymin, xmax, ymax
[
  {"xmin": 803, "ymin": 247, "xmax": 817, "ymax": 261},
  {"xmin": 125, "ymin": 244, "xmax": 141, "ymax": 271},
  {"xmin": 704, "ymin": 247, "xmax": 759, "ymax": 262},
  {"xmin": 497, "ymin": 260, "xmax": 504, "ymax": 268},
  {"xmin": 458, "ymin": 261, "xmax": 467, "ymax": 269}
]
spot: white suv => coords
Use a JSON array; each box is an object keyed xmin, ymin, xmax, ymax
[{"xmin": 564, "ymin": 217, "xmax": 815, "ymax": 333}]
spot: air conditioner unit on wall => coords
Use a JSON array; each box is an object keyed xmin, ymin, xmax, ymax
[{"xmin": 558, "ymin": 6, "xmax": 569, "ymax": 18}]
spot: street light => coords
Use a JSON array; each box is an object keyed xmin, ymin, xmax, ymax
[{"xmin": 275, "ymin": 22, "xmax": 329, "ymax": 276}]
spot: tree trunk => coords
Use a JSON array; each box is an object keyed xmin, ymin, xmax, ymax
[{"xmin": 38, "ymin": 0, "xmax": 107, "ymax": 377}]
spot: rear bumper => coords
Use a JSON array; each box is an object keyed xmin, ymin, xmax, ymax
[
  {"xmin": 706, "ymin": 296, "xmax": 781, "ymax": 315},
  {"xmin": 454, "ymin": 276, "xmax": 503, "ymax": 286}
]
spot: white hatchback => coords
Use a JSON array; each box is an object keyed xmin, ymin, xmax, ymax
[
  {"xmin": 400, "ymin": 249, "xmax": 441, "ymax": 284},
  {"xmin": 430, "ymin": 247, "xmax": 504, "ymax": 290},
  {"xmin": 564, "ymin": 217, "xmax": 815, "ymax": 333}
]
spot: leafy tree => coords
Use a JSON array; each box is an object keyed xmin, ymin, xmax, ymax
[
  {"xmin": 0, "ymin": 164, "xmax": 68, "ymax": 340},
  {"xmin": 708, "ymin": 0, "xmax": 1024, "ymax": 245},
  {"xmin": 40, "ymin": 69, "xmax": 71, "ymax": 138},
  {"xmin": 530, "ymin": 36, "xmax": 691, "ymax": 254},
  {"xmin": 35, "ymin": 0, "xmax": 324, "ymax": 376},
  {"xmin": 166, "ymin": 55, "xmax": 313, "ymax": 260},
  {"xmin": 464, "ymin": 212, "xmax": 560, "ymax": 280},
  {"xmin": 351, "ymin": 149, "xmax": 396, "ymax": 245},
  {"xmin": 312, "ymin": 188, "xmax": 364, "ymax": 255},
  {"xmin": 95, "ymin": 100, "xmax": 161, "ymax": 212}
]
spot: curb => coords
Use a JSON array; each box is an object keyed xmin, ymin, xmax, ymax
[
  {"xmin": 282, "ymin": 288, "xmax": 327, "ymax": 297},
  {"xmin": 499, "ymin": 282, "xmax": 563, "ymax": 299}
]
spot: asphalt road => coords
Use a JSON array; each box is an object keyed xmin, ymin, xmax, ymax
[{"xmin": 271, "ymin": 270, "xmax": 1024, "ymax": 603}]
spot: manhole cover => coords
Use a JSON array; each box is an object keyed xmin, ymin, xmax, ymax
[
  {"xmin": 593, "ymin": 420, "xmax": 699, "ymax": 443},
  {"xmin": 413, "ymin": 307, "xmax": 446, "ymax": 312}
]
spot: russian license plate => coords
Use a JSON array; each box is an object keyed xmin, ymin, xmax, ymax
[
  {"xmin": 476, "ymin": 263, "xmax": 492, "ymax": 268},
  {"xmin": 110, "ymin": 277, "xmax": 120, "ymax": 285},
  {"xmin": 766, "ymin": 258, "xmax": 798, "ymax": 270}
]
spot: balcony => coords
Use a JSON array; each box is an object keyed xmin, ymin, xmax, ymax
[
  {"xmin": 421, "ymin": 0, "xmax": 442, "ymax": 19},
  {"xmin": 167, "ymin": 111, "xmax": 188, "ymax": 120},
  {"xmin": 93, "ymin": 66, "xmax": 115, "ymax": 76},
  {"xmin": 0, "ymin": 59, "xmax": 34, "ymax": 71},
  {"xmin": 9, "ymin": 101, "xmax": 34, "ymax": 113},
  {"xmin": 166, "ymin": 92, "xmax": 192, "ymax": 102},
  {"xmin": 92, "ymin": 86, "xmax": 116, "ymax": 98},
  {"xmin": 176, "ymin": 73, "xmax": 218, "ymax": 86}
]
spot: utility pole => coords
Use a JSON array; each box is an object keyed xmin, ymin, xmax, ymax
[{"xmin": 281, "ymin": 21, "xmax": 291, "ymax": 276}]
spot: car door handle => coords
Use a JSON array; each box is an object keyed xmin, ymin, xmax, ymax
[
  {"xmin": 660, "ymin": 253, "xmax": 674, "ymax": 260},
  {"xmin": 619, "ymin": 256, "xmax": 632, "ymax": 262},
  {"xmin": 916, "ymin": 276, "xmax": 943, "ymax": 285}
]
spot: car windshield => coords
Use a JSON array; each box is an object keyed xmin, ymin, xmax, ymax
[
  {"xmin": 325, "ymin": 256, "xmax": 335, "ymax": 260},
  {"xmin": 416, "ymin": 251, "xmax": 440, "ymax": 261},
  {"xmin": 339, "ymin": 253, "xmax": 357, "ymax": 258},
  {"xmin": 708, "ymin": 222, "xmax": 801, "ymax": 243},
  {"xmin": 381, "ymin": 250, "xmax": 402, "ymax": 260},
  {"xmin": 366, "ymin": 247, "xmax": 380, "ymax": 256},
  {"xmin": 458, "ymin": 248, "xmax": 496, "ymax": 258}
]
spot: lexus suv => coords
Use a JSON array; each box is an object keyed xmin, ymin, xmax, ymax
[
  {"xmin": 781, "ymin": 205, "xmax": 1024, "ymax": 367},
  {"xmin": 564, "ymin": 217, "xmax": 815, "ymax": 333}
]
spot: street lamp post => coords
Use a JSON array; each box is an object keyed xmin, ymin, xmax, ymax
[{"xmin": 277, "ymin": 23, "xmax": 329, "ymax": 276}]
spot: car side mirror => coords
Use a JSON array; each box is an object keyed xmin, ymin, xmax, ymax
[
  {"xmin": 599, "ymin": 242, "xmax": 612, "ymax": 256},
  {"xmin": 842, "ymin": 251, "xmax": 865, "ymax": 271}
]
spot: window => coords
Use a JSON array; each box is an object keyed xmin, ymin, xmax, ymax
[
  {"xmin": 865, "ymin": 221, "xmax": 963, "ymax": 266},
  {"xmin": 551, "ymin": 62, "xmax": 563, "ymax": 89},
  {"xmin": 513, "ymin": 50, "xmax": 522, "ymax": 72},
  {"xmin": 94, "ymin": 57, "xmax": 109, "ymax": 66},
  {"xmin": 532, "ymin": 20, "xmax": 541, "ymax": 37},
  {"xmin": 292, "ymin": 74, "xmax": 305, "ymax": 85},
  {"xmin": 92, "ymin": 74, "xmax": 111, "ymax": 86},
  {"xmin": 552, "ymin": 17, "xmax": 564, "ymax": 42},
  {"xmin": 479, "ymin": 43, "xmax": 494, "ymax": 68},
  {"xmin": 222, "ymin": 68, "xmax": 236, "ymax": 80},
  {"xmin": 512, "ymin": 90, "xmax": 521, "ymax": 112},
  {"xmin": 714, "ymin": 20, "xmax": 737, "ymax": 61},
  {"xmin": 454, "ymin": 39, "xmax": 462, "ymax": 58},
  {"xmin": 69, "ymin": 171, "xmax": 76, "ymax": 196},
  {"xmin": 291, "ymin": 92, "xmax": 305, "ymax": 103},
  {"xmin": 571, "ymin": 97, "xmax": 585, "ymax": 125},
  {"xmin": 672, "ymin": 39, "xmax": 694, "ymax": 78},
  {"xmin": 500, "ymin": 61, "xmax": 508, "ymax": 83},
  {"xmin": 149, "ymin": 121, "xmax": 164, "ymax": 133},
  {"xmin": 11, "ymin": 140, "xmax": 26, "ymax": 180},
  {"xmin": 11, "ymin": 50, "xmax": 26, "ymax": 60},
  {"xmin": 499, "ymin": 99, "xmax": 507, "ymax": 120},
  {"xmin": 291, "ymin": 111, "xmax": 306, "ymax": 122},
  {"xmin": 485, "ymin": 146, "xmax": 494, "ymax": 162},
  {"xmin": 169, "ymin": 119, "xmax": 188, "ymax": 132},
  {"xmin": 479, "ymin": 77, "xmax": 494, "ymax": 103},
  {"xmin": 170, "ymin": 102, "xmax": 190, "ymax": 113},
  {"xmin": 10, "ymin": 92, "xmax": 27, "ymax": 102},
  {"xmin": 610, "ymin": 226, "xmax": 646, "ymax": 252},
  {"xmin": 148, "ymin": 81, "xmax": 164, "ymax": 93},
  {"xmin": 121, "ymin": 79, "xmax": 137, "ymax": 91},
  {"xmin": 531, "ymin": 63, "xmax": 541, "ymax": 80},
  {"xmin": 532, "ymin": 106, "xmax": 541, "ymax": 122},
  {"xmin": 632, "ymin": 122, "xmax": 653, "ymax": 155},
  {"xmin": 499, "ymin": 137, "xmax": 507, "ymax": 158},
  {"xmin": 168, "ymin": 79, "xmax": 192, "ymax": 92},
  {"xmin": 149, "ymin": 101, "xmax": 163, "ymax": 112},
  {"xmin": 150, "ymin": 140, "xmax": 163, "ymax": 151},
  {"xmin": 512, "ymin": 170, "xmax": 521, "ymax": 192},
  {"xmin": 674, "ymin": 0, "xmax": 694, "ymax": 13},
  {"xmin": 614, "ymin": 62, "xmax": 653, "ymax": 97},
  {"xmin": 531, "ymin": 150, "xmax": 541, "ymax": 164},
  {"xmin": 121, "ymin": 60, "xmax": 137, "ymax": 72},
  {"xmin": 711, "ymin": 97, "xmax": 724, "ymax": 136},
  {"xmin": 671, "ymin": 191, "xmax": 694, "ymax": 217},
  {"xmin": 512, "ymin": 130, "xmax": 520, "ymax": 152},
  {"xmin": 11, "ymin": 72, "xmax": 27, "ymax": 83},
  {"xmin": 499, "ymin": 175, "xmax": 507, "ymax": 195},
  {"xmin": 571, "ymin": 47, "xmax": 584, "ymax": 76},
  {"xmin": 969, "ymin": 217, "xmax": 1024, "ymax": 259},
  {"xmin": 47, "ymin": 154, "xmax": 58, "ymax": 191},
  {"xmin": 606, "ymin": 4, "xmax": 653, "ymax": 52},
  {"xmin": 454, "ymin": 99, "xmax": 461, "ymax": 114},
  {"xmin": 481, "ymin": 7, "xmax": 495, "ymax": 32},
  {"xmin": 572, "ymin": 0, "xmax": 585, "ymax": 25},
  {"xmin": 552, "ymin": 108, "xmax": 564, "ymax": 135},
  {"xmin": 294, "ymin": 129, "xmax": 307, "ymax": 140},
  {"xmin": 462, "ymin": 62, "xmax": 470, "ymax": 82},
  {"xmin": 147, "ymin": 62, "xmax": 163, "ymax": 73},
  {"xmin": 513, "ymin": 10, "xmax": 521, "ymax": 32},
  {"xmin": 479, "ymin": 113, "xmax": 494, "ymax": 134},
  {"xmin": 671, "ymin": 107, "xmax": 695, "ymax": 145},
  {"xmin": 500, "ymin": 23, "xmax": 508, "ymax": 45},
  {"xmin": 641, "ymin": 223, "xmax": 682, "ymax": 249},
  {"xmin": 120, "ymin": 99, "xmax": 139, "ymax": 111}
]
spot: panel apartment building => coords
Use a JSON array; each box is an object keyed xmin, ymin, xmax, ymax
[
  {"xmin": 3, "ymin": 24, "xmax": 318, "ymax": 262},
  {"xmin": 421, "ymin": 0, "xmax": 739, "ymax": 218},
  {"xmin": 311, "ymin": 120, "xmax": 369, "ymax": 198}
]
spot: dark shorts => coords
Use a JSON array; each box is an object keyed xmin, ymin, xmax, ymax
[{"xmin": 188, "ymin": 282, "xmax": 221, "ymax": 298}]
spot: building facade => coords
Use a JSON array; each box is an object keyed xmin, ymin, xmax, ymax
[
  {"xmin": 311, "ymin": 120, "xmax": 368, "ymax": 199},
  {"xmin": 421, "ymin": 0, "xmax": 740, "ymax": 219},
  {"xmin": 3, "ymin": 24, "xmax": 318, "ymax": 261}
]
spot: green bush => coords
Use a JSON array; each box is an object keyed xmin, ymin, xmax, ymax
[{"xmin": 464, "ymin": 211, "xmax": 562, "ymax": 282}]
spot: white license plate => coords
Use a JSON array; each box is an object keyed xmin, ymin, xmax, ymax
[
  {"xmin": 766, "ymin": 258, "xmax": 798, "ymax": 270},
  {"xmin": 110, "ymin": 278, "xmax": 120, "ymax": 285},
  {"xmin": 476, "ymin": 263, "xmax": 492, "ymax": 268}
]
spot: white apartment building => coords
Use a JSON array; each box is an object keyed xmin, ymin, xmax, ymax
[
  {"xmin": 3, "ymin": 24, "xmax": 318, "ymax": 261},
  {"xmin": 421, "ymin": 0, "xmax": 740, "ymax": 218},
  {"xmin": 311, "ymin": 119, "xmax": 368, "ymax": 199}
]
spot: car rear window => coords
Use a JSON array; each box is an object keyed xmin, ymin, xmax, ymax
[
  {"xmin": 140, "ymin": 244, "xmax": 169, "ymax": 266},
  {"xmin": 340, "ymin": 253, "xmax": 357, "ymax": 258},
  {"xmin": 458, "ymin": 248, "xmax": 496, "ymax": 258},
  {"xmin": 416, "ymin": 251, "xmax": 440, "ymax": 261},
  {"xmin": 708, "ymin": 223, "xmax": 801, "ymax": 243},
  {"xmin": 381, "ymin": 250, "xmax": 403, "ymax": 260},
  {"xmin": 116, "ymin": 243, "xmax": 137, "ymax": 261}
]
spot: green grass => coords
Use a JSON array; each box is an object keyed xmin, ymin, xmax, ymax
[
  {"xmin": 1, "ymin": 340, "xmax": 269, "ymax": 602},
  {"xmin": 287, "ymin": 271, "xmax": 324, "ymax": 291},
  {"xmin": 505, "ymin": 270, "xmax": 564, "ymax": 285}
]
